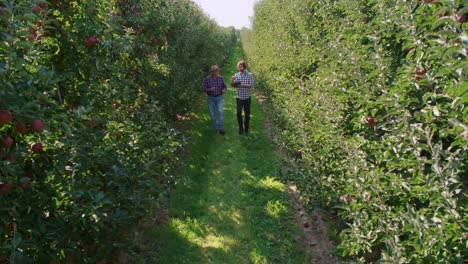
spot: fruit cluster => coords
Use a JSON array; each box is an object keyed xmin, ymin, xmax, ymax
[{"xmin": 1, "ymin": 110, "xmax": 46, "ymax": 194}]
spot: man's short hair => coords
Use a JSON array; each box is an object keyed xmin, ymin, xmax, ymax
[
  {"xmin": 210, "ymin": 65, "xmax": 220, "ymax": 72},
  {"xmin": 237, "ymin": 61, "xmax": 247, "ymax": 69}
]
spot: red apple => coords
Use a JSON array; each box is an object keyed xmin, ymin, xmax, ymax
[
  {"xmin": 437, "ymin": 10, "xmax": 450, "ymax": 18},
  {"xmin": 3, "ymin": 137, "xmax": 13, "ymax": 148},
  {"xmin": 32, "ymin": 4, "xmax": 41, "ymax": 13},
  {"xmin": 456, "ymin": 13, "xmax": 467, "ymax": 23},
  {"xmin": 303, "ymin": 220, "xmax": 310, "ymax": 228},
  {"xmin": 113, "ymin": 102, "xmax": 121, "ymax": 109},
  {"xmin": 338, "ymin": 195, "xmax": 346, "ymax": 204},
  {"xmin": 88, "ymin": 119, "xmax": 97, "ymax": 127},
  {"xmin": 25, "ymin": 172, "xmax": 33, "ymax": 180},
  {"xmin": 0, "ymin": 182, "xmax": 13, "ymax": 195},
  {"xmin": 295, "ymin": 151, "xmax": 302, "ymax": 159},
  {"xmin": 348, "ymin": 196, "xmax": 354, "ymax": 202},
  {"xmin": 367, "ymin": 117, "xmax": 375, "ymax": 127},
  {"xmin": 16, "ymin": 122, "xmax": 28, "ymax": 134},
  {"xmin": 85, "ymin": 35, "xmax": 98, "ymax": 47},
  {"xmin": 21, "ymin": 181, "xmax": 31, "ymax": 188},
  {"xmin": 31, "ymin": 119, "xmax": 45, "ymax": 132},
  {"xmin": 31, "ymin": 143, "xmax": 44, "ymax": 153},
  {"xmin": 160, "ymin": 179, "xmax": 168, "ymax": 185},
  {"xmin": 115, "ymin": 135, "xmax": 122, "ymax": 141},
  {"xmin": 28, "ymin": 27, "xmax": 37, "ymax": 40},
  {"xmin": 0, "ymin": 110, "xmax": 12, "ymax": 125},
  {"xmin": 21, "ymin": 174, "xmax": 32, "ymax": 187},
  {"xmin": 38, "ymin": 3, "xmax": 48, "ymax": 9}
]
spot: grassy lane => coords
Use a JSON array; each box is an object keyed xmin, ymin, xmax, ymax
[{"xmin": 146, "ymin": 44, "xmax": 306, "ymax": 264}]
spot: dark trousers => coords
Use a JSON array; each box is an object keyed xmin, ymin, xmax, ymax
[{"xmin": 236, "ymin": 97, "xmax": 251, "ymax": 132}]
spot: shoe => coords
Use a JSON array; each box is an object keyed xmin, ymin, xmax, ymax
[
  {"xmin": 219, "ymin": 129, "xmax": 226, "ymax": 135},
  {"xmin": 239, "ymin": 128, "xmax": 244, "ymax": 135},
  {"xmin": 245, "ymin": 129, "xmax": 249, "ymax": 134}
]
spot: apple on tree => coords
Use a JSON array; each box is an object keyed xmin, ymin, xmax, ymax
[
  {"xmin": 85, "ymin": 35, "xmax": 98, "ymax": 47},
  {"xmin": 0, "ymin": 182, "xmax": 13, "ymax": 195},
  {"xmin": 367, "ymin": 117, "xmax": 375, "ymax": 127},
  {"xmin": 295, "ymin": 151, "xmax": 302, "ymax": 159},
  {"xmin": 338, "ymin": 195, "xmax": 346, "ymax": 204},
  {"xmin": 88, "ymin": 119, "xmax": 97, "ymax": 127},
  {"xmin": 3, "ymin": 137, "xmax": 13, "ymax": 148},
  {"xmin": 21, "ymin": 173, "xmax": 33, "ymax": 187},
  {"xmin": 456, "ymin": 13, "xmax": 467, "ymax": 23},
  {"xmin": 32, "ymin": 143, "xmax": 44, "ymax": 153},
  {"xmin": 16, "ymin": 122, "xmax": 28, "ymax": 134},
  {"xmin": 32, "ymin": 4, "xmax": 41, "ymax": 13},
  {"xmin": 0, "ymin": 110, "xmax": 12, "ymax": 125},
  {"xmin": 31, "ymin": 119, "xmax": 45, "ymax": 132}
]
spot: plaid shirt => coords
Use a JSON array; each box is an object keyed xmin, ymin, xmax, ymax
[
  {"xmin": 234, "ymin": 71, "xmax": 254, "ymax": 99},
  {"xmin": 203, "ymin": 76, "xmax": 227, "ymax": 97}
]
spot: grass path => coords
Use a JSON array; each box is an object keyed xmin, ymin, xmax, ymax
[{"xmin": 145, "ymin": 44, "xmax": 306, "ymax": 264}]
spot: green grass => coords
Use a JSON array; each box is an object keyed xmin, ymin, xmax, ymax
[{"xmin": 145, "ymin": 44, "xmax": 306, "ymax": 264}]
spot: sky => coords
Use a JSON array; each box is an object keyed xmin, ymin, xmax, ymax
[{"xmin": 191, "ymin": 0, "xmax": 257, "ymax": 29}]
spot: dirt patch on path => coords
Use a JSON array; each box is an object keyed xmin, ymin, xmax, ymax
[{"xmin": 256, "ymin": 92, "xmax": 342, "ymax": 264}]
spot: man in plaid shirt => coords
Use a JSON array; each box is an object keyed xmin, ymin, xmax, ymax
[
  {"xmin": 231, "ymin": 61, "xmax": 254, "ymax": 134},
  {"xmin": 203, "ymin": 65, "xmax": 227, "ymax": 135}
]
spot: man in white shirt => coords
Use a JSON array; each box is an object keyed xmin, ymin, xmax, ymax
[{"xmin": 231, "ymin": 61, "xmax": 254, "ymax": 135}]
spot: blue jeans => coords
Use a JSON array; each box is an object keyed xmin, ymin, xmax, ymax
[{"xmin": 208, "ymin": 96, "xmax": 224, "ymax": 130}]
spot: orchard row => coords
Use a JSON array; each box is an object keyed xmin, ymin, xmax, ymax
[
  {"xmin": 0, "ymin": 0, "xmax": 236, "ymax": 262},
  {"xmin": 243, "ymin": 0, "xmax": 466, "ymax": 262}
]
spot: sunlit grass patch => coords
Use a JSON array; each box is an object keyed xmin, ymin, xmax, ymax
[
  {"xmin": 257, "ymin": 176, "xmax": 286, "ymax": 192},
  {"xmin": 170, "ymin": 218, "xmax": 206, "ymax": 242},
  {"xmin": 202, "ymin": 234, "xmax": 238, "ymax": 252},
  {"xmin": 265, "ymin": 200, "xmax": 288, "ymax": 219},
  {"xmin": 170, "ymin": 218, "xmax": 238, "ymax": 253},
  {"xmin": 250, "ymin": 248, "xmax": 268, "ymax": 264}
]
